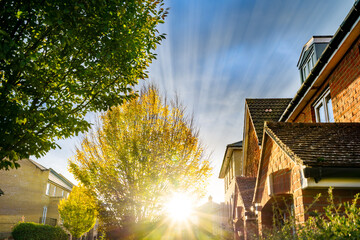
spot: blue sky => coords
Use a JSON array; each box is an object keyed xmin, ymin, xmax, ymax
[{"xmin": 36, "ymin": 0, "xmax": 355, "ymax": 203}]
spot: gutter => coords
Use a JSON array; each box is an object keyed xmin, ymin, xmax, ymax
[
  {"xmin": 279, "ymin": 0, "xmax": 360, "ymax": 122},
  {"xmin": 304, "ymin": 167, "xmax": 360, "ymax": 183}
]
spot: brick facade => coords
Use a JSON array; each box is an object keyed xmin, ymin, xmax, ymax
[
  {"xmin": 244, "ymin": 112, "xmax": 261, "ymax": 177},
  {"xmin": 330, "ymin": 36, "xmax": 360, "ymax": 122}
]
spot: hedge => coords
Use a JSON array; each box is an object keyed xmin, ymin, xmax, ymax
[{"xmin": 12, "ymin": 222, "xmax": 68, "ymax": 240}]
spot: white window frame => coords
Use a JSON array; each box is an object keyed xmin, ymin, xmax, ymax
[
  {"xmin": 42, "ymin": 206, "xmax": 47, "ymax": 224},
  {"xmin": 314, "ymin": 88, "xmax": 334, "ymax": 123},
  {"xmin": 53, "ymin": 186, "xmax": 56, "ymax": 196},
  {"xmin": 302, "ymin": 50, "xmax": 315, "ymax": 82},
  {"xmin": 45, "ymin": 183, "xmax": 50, "ymax": 195},
  {"xmin": 61, "ymin": 190, "xmax": 64, "ymax": 197}
]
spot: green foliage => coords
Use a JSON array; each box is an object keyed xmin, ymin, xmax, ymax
[
  {"xmin": 264, "ymin": 188, "xmax": 360, "ymax": 240},
  {"xmin": 69, "ymin": 85, "xmax": 212, "ymax": 231},
  {"xmin": 58, "ymin": 185, "xmax": 97, "ymax": 238},
  {"xmin": 12, "ymin": 222, "xmax": 67, "ymax": 240},
  {"xmin": 0, "ymin": 0, "xmax": 167, "ymax": 170}
]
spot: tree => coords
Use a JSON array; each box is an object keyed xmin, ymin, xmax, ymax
[
  {"xmin": 0, "ymin": 0, "xmax": 167, "ymax": 170},
  {"xmin": 69, "ymin": 85, "xmax": 212, "ymax": 230},
  {"xmin": 58, "ymin": 185, "xmax": 98, "ymax": 239}
]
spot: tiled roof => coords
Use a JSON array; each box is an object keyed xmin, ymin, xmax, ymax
[
  {"xmin": 227, "ymin": 141, "xmax": 242, "ymax": 148},
  {"xmin": 246, "ymin": 98, "xmax": 292, "ymax": 142},
  {"xmin": 236, "ymin": 177, "xmax": 256, "ymax": 210},
  {"xmin": 219, "ymin": 140, "xmax": 242, "ymax": 178},
  {"xmin": 265, "ymin": 122, "xmax": 360, "ymax": 167}
]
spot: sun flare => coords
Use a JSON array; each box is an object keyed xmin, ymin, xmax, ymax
[{"xmin": 166, "ymin": 193, "xmax": 193, "ymax": 222}]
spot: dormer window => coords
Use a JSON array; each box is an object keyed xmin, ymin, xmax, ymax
[
  {"xmin": 298, "ymin": 36, "xmax": 332, "ymax": 83},
  {"xmin": 314, "ymin": 89, "xmax": 334, "ymax": 123}
]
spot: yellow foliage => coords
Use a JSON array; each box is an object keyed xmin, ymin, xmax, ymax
[{"xmin": 69, "ymin": 85, "xmax": 212, "ymax": 227}]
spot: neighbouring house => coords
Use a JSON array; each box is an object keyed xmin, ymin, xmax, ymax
[
  {"xmin": 218, "ymin": 141, "xmax": 243, "ymax": 222},
  {"xmin": 218, "ymin": 141, "xmax": 257, "ymax": 239},
  {"xmin": 220, "ymin": 0, "xmax": 360, "ymax": 239},
  {"xmin": 0, "ymin": 159, "xmax": 73, "ymax": 239},
  {"xmin": 196, "ymin": 196, "xmax": 230, "ymax": 239},
  {"xmin": 231, "ymin": 177, "xmax": 256, "ymax": 240}
]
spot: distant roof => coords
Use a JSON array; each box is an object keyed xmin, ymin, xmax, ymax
[
  {"xmin": 28, "ymin": 159, "xmax": 74, "ymax": 189},
  {"xmin": 28, "ymin": 159, "xmax": 47, "ymax": 170},
  {"xmin": 265, "ymin": 122, "xmax": 360, "ymax": 167},
  {"xmin": 236, "ymin": 177, "xmax": 256, "ymax": 210},
  {"xmin": 219, "ymin": 140, "xmax": 243, "ymax": 178},
  {"xmin": 227, "ymin": 141, "xmax": 242, "ymax": 148},
  {"xmin": 246, "ymin": 98, "xmax": 292, "ymax": 142}
]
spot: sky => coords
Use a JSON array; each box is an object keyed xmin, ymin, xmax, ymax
[{"xmin": 35, "ymin": 0, "xmax": 355, "ymax": 204}]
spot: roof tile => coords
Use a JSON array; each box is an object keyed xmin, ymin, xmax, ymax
[
  {"xmin": 246, "ymin": 98, "xmax": 292, "ymax": 142},
  {"xmin": 265, "ymin": 122, "xmax": 360, "ymax": 167}
]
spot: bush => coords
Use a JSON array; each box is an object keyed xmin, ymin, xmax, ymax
[
  {"xmin": 264, "ymin": 188, "xmax": 360, "ymax": 240},
  {"xmin": 12, "ymin": 222, "xmax": 68, "ymax": 240}
]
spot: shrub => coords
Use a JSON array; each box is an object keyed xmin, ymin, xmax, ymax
[
  {"xmin": 12, "ymin": 222, "xmax": 68, "ymax": 240},
  {"xmin": 264, "ymin": 188, "xmax": 360, "ymax": 240}
]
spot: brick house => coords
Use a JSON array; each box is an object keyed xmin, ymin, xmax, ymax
[
  {"xmin": 220, "ymin": 0, "xmax": 360, "ymax": 239},
  {"xmin": 0, "ymin": 159, "xmax": 73, "ymax": 239},
  {"xmin": 253, "ymin": 0, "xmax": 360, "ymax": 236}
]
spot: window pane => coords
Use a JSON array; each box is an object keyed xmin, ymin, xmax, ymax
[
  {"xmin": 308, "ymin": 59, "xmax": 313, "ymax": 71},
  {"xmin": 312, "ymin": 52, "xmax": 316, "ymax": 67},
  {"xmin": 326, "ymin": 96, "xmax": 334, "ymax": 122},
  {"xmin": 46, "ymin": 183, "xmax": 50, "ymax": 195},
  {"xmin": 317, "ymin": 103, "xmax": 326, "ymax": 122}
]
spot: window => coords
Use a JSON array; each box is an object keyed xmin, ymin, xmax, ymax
[
  {"xmin": 42, "ymin": 206, "xmax": 47, "ymax": 224},
  {"xmin": 61, "ymin": 190, "xmax": 64, "ymax": 197},
  {"xmin": 314, "ymin": 89, "xmax": 334, "ymax": 122},
  {"xmin": 301, "ymin": 51, "xmax": 315, "ymax": 82},
  {"xmin": 45, "ymin": 183, "xmax": 50, "ymax": 195},
  {"xmin": 53, "ymin": 186, "xmax": 56, "ymax": 196}
]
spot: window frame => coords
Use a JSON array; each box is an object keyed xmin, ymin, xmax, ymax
[
  {"xmin": 301, "ymin": 49, "xmax": 315, "ymax": 82},
  {"xmin": 45, "ymin": 183, "xmax": 50, "ymax": 195},
  {"xmin": 53, "ymin": 186, "xmax": 56, "ymax": 196},
  {"xmin": 42, "ymin": 206, "xmax": 47, "ymax": 224},
  {"xmin": 313, "ymin": 88, "xmax": 334, "ymax": 123}
]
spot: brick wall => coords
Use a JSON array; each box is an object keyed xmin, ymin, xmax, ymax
[
  {"xmin": 256, "ymin": 134, "xmax": 360, "ymax": 232},
  {"xmin": 244, "ymin": 114, "xmax": 261, "ymax": 177},
  {"xmin": 330, "ymin": 36, "xmax": 360, "ymax": 122},
  {"xmin": 292, "ymin": 36, "xmax": 360, "ymax": 123},
  {"xmin": 256, "ymin": 136, "xmax": 305, "ymax": 228}
]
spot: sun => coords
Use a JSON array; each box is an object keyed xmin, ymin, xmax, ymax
[{"xmin": 166, "ymin": 193, "xmax": 193, "ymax": 222}]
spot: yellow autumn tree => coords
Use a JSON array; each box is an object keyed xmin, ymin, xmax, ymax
[
  {"xmin": 69, "ymin": 85, "xmax": 212, "ymax": 229},
  {"xmin": 58, "ymin": 185, "xmax": 97, "ymax": 238}
]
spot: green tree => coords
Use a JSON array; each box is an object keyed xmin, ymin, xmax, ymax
[
  {"xmin": 69, "ymin": 85, "xmax": 212, "ymax": 231},
  {"xmin": 58, "ymin": 185, "xmax": 98, "ymax": 239},
  {"xmin": 0, "ymin": 0, "xmax": 167, "ymax": 170}
]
